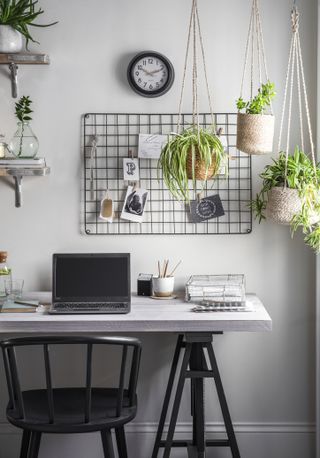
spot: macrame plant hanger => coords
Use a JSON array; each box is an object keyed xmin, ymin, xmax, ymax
[
  {"xmin": 265, "ymin": 5, "xmax": 318, "ymax": 227},
  {"xmin": 277, "ymin": 5, "xmax": 317, "ymax": 181},
  {"xmin": 177, "ymin": 0, "xmax": 215, "ymax": 136},
  {"xmin": 237, "ymin": 0, "xmax": 275, "ymax": 155}
]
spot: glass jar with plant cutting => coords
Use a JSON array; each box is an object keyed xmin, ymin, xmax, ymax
[{"xmin": 9, "ymin": 96, "xmax": 39, "ymax": 159}]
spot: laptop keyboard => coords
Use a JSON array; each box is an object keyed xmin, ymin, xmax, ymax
[{"xmin": 52, "ymin": 302, "xmax": 129, "ymax": 313}]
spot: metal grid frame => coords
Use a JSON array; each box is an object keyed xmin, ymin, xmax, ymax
[{"xmin": 83, "ymin": 113, "xmax": 252, "ymax": 235}]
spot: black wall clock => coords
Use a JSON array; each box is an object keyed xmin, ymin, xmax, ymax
[{"xmin": 127, "ymin": 51, "xmax": 175, "ymax": 98}]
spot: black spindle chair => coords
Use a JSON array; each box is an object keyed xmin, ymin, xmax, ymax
[{"xmin": 0, "ymin": 336, "xmax": 142, "ymax": 458}]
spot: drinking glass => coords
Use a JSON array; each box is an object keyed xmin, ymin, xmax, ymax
[{"xmin": 4, "ymin": 279, "xmax": 24, "ymax": 302}]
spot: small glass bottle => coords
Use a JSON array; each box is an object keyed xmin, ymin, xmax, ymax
[
  {"xmin": 0, "ymin": 134, "xmax": 10, "ymax": 158},
  {"xmin": 0, "ymin": 251, "xmax": 12, "ymax": 302}
]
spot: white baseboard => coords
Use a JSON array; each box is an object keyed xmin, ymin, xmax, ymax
[{"xmin": 0, "ymin": 421, "xmax": 315, "ymax": 435}]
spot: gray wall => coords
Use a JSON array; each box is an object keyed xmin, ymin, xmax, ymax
[{"xmin": 0, "ymin": 0, "xmax": 317, "ymax": 456}]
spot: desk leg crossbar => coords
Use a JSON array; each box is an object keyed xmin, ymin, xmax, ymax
[{"xmin": 152, "ymin": 333, "xmax": 241, "ymax": 458}]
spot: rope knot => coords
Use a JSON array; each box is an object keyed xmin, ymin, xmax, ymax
[{"xmin": 291, "ymin": 8, "xmax": 299, "ymax": 33}]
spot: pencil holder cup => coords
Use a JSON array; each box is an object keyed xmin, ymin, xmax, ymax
[{"xmin": 152, "ymin": 276, "xmax": 175, "ymax": 297}]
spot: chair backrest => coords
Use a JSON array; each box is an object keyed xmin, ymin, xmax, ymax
[{"xmin": 1, "ymin": 336, "xmax": 141, "ymax": 425}]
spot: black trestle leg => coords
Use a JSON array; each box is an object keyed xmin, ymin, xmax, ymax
[
  {"xmin": 163, "ymin": 342, "xmax": 192, "ymax": 458},
  {"xmin": 153, "ymin": 333, "xmax": 241, "ymax": 458},
  {"xmin": 152, "ymin": 334, "xmax": 184, "ymax": 458},
  {"xmin": 206, "ymin": 343, "xmax": 241, "ymax": 458}
]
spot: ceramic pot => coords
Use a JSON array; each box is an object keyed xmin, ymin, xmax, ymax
[
  {"xmin": 152, "ymin": 276, "xmax": 175, "ymax": 297},
  {"xmin": 236, "ymin": 113, "xmax": 275, "ymax": 155},
  {"xmin": 0, "ymin": 25, "xmax": 23, "ymax": 53}
]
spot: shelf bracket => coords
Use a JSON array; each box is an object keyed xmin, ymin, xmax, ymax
[
  {"xmin": 0, "ymin": 53, "xmax": 50, "ymax": 98},
  {"xmin": 13, "ymin": 175, "xmax": 22, "ymax": 208},
  {"xmin": 8, "ymin": 62, "xmax": 18, "ymax": 99}
]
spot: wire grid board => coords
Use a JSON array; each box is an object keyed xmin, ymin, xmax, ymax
[{"xmin": 83, "ymin": 113, "xmax": 252, "ymax": 235}]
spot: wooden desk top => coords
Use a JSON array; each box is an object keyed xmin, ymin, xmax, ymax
[{"xmin": 0, "ymin": 293, "xmax": 272, "ymax": 334}]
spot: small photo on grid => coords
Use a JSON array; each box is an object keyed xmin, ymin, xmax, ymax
[{"xmin": 121, "ymin": 186, "xmax": 149, "ymax": 223}]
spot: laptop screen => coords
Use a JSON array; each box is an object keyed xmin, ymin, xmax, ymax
[{"xmin": 53, "ymin": 254, "xmax": 130, "ymax": 302}]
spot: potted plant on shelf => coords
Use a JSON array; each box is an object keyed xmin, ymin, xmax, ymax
[
  {"xmin": 251, "ymin": 147, "xmax": 320, "ymax": 251},
  {"xmin": 9, "ymin": 95, "xmax": 39, "ymax": 158},
  {"xmin": 159, "ymin": 127, "xmax": 226, "ymax": 202},
  {"xmin": 0, "ymin": 0, "xmax": 57, "ymax": 53},
  {"xmin": 236, "ymin": 81, "xmax": 276, "ymax": 155}
]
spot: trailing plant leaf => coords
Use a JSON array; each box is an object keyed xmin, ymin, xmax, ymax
[
  {"xmin": 158, "ymin": 127, "xmax": 227, "ymax": 202},
  {"xmin": 236, "ymin": 81, "xmax": 276, "ymax": 115},
  {"xmin": 251, "ymin": 146, "xmax": 320, "ymax": 252},
  {"xmin": 0, "ymin": 0, "xmax": 58, "ymax": 49}
]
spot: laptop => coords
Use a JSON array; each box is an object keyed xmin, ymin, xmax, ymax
[{"xmin": 50, "ymin": 253, "xmax": 131, "ymax": 314}]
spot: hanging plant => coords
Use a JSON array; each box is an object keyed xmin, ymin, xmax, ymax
[
  {"xmin": 251, "ymin": 148, "xmax": 320, "ymax": 223},
  {"xmin": 158, "ymin": 0, "xmax": 227, "ymax": 202},
  {"xmin": 252, "ymin": 7, "xmax": 320, "ymax": 252},
  {"xmin": 159, "ymin": 127, "xmax": 224, "ymax": 202},
  {"xmin": 236, "ymin": 0, "xmax": 276, "ymax": 155}
]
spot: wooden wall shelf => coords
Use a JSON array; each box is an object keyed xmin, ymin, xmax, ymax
[
  {"xmin": 0, "ymin": 165, "xmax": 50, "ymax": 208},
  {"xmin": 0, "ymin": 53, "xmax": 50, "ymax": 98}
]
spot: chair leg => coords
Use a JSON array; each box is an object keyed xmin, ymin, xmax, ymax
[
  {"xmin": 115, "ymin": 426, "xmax": 128, "ymax": 458},
  {"xmin": 20, "ymin": 430, "xmax": 31, "ymax": 458},
  {"xmin": 101, "ymin": 430, "xmax": 115, "ymax": 458},
  {"xmin": 28, "ymin": 432, "xmax": 41, "ymax": 458}
]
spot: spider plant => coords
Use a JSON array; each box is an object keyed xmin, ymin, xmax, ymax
[
  {"xmin": 0, "ymin": 0, "xmax": 58, "ymax": 49},
  {"xmin": 251, "ymin": 147, "xmax": 320, "ymax": 251},
  {"xmin": 158, "ymin": 127, "xmax": 226, "ymax": 202}
]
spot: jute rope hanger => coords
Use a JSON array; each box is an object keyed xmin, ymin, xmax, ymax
[
  {"xmin": 177, "ymin": 0, "xmax": 216, "ymax": 134},
  {"xmin": 277, "ymin": 6, "xmax": 317, "ymax": 184},
  {"xmin": 239, "ymin": 0, "xmax": 273, "ymax": 114}
]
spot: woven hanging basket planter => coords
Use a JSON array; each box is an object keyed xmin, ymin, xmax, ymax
[
  {"xmin": 236, "ymin": 113, "xmax": 275, "ymax": 155},
  {"xmin": 266, "ymin": 187, "xmax": 302, "ymax": 225},
  {"xmin": 186, "ymin": 148, "xmax": 217, "ymax": 180}
]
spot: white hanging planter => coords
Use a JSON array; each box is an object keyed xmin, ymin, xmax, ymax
[
  {"xmin": 0, "ymin": 25, "xmax": 23, "ymax": 53},
  {"xmin": 266, "ymin": 187, "xmax": 302, "ymax": 225},
  {"xmin": 236, "ymin": 113, "xmax": 275, "ymax": 155}
]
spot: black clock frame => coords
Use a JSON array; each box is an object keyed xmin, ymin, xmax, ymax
[{"xmin": 127, "ymin": 51, "xmax": 175, "ymax": 98}]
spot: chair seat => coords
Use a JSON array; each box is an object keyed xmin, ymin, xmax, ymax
[{"xmin": 7, "ymin": 388, "xmax": 137, "ymax": 433}]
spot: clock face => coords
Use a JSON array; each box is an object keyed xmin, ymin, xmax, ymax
[{"xmin": 127, "ymin": 52, "xmax": 174, "ymax": 98}]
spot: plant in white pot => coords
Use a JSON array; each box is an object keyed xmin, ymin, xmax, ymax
[
  {"xmin": 236, "ymin": 0, "xmax": 276, "ymax": 155},
  {"xmin": 0, "ymin": 0, "xmax": 57, "ymax": 53},
  {"xmin": 158, "ymin": 0, "xmax": 227, "ymax": 203},
  {"xmin": 236, "ymin": 81, "xmax": 276, "ymax": 155}
]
